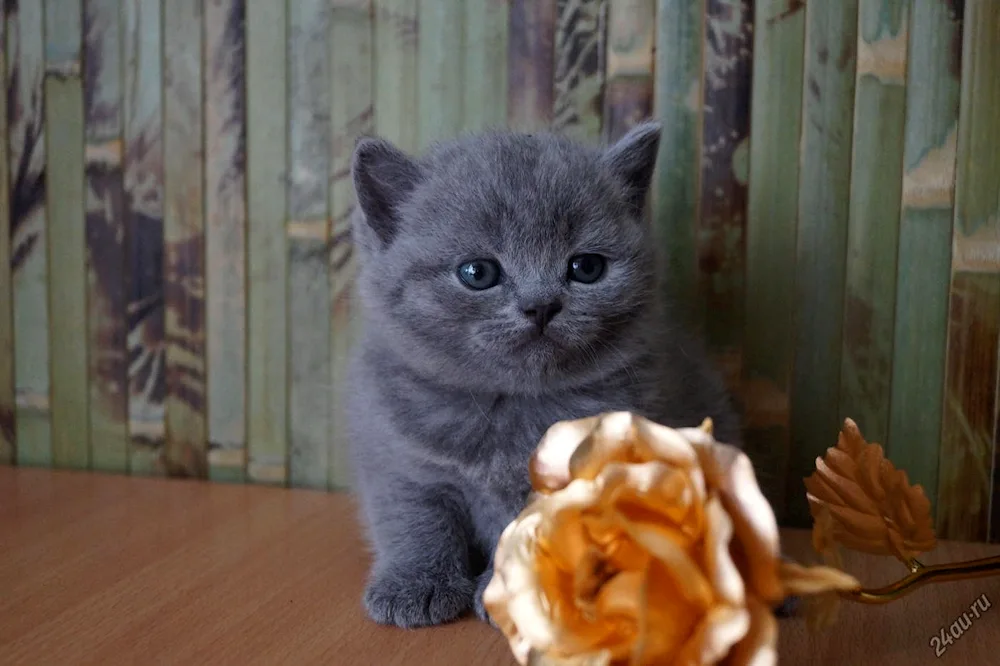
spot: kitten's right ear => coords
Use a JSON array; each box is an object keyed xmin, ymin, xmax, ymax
[{"xmin": 351, "ymin": 136, "xmax": 421, "ymax": 247}]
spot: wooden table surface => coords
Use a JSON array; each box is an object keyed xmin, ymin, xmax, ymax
[{"xmin": 2, "ymin": 468, "xmax": 999, "ymax": 665}]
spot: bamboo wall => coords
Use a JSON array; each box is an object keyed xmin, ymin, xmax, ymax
[{"xmin": 0, "ymin": 0, "xmax": 997, "ymax": 540}]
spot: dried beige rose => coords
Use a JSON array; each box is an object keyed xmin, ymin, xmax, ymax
[
  {"xmin": 804, "ymin": 418, "xmax": 937, "ymax": 563},
  {"xmin": 484, "ymin": 412, "xmax": 859, "ymax": 666}
]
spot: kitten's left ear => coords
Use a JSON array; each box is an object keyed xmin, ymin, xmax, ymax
[{"xmin": 600, "ymin": 121, "xmax": 661, "ymax": 214}]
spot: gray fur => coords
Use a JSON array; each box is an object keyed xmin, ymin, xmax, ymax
[{"xmin": 345, "ymin": 122, "xmax": 742, "ymax": 629}]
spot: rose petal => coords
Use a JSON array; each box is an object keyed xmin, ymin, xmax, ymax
[
  {"xmin": 675, "ymin": 605, "xmax": 751, "ymax": 666},
  {"xmin": 633, "ymin": 561, "xmax": 702, "ymax": 662},
  {"xmin": 531, "ymin": 416, "xmax": 603, "ymax": 493},
  {"xmin": 723, "ymin": 596, "xmax": 778, "ymax": 666}
]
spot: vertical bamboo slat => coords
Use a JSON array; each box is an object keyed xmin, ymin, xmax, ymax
[
  {"xmin": 84, "ymin": 0, "xmax": 128, "ymax": 472},
  {"xmin": 162, "ymin": 0, "xmax": 207, "ymax": 477},
  {"xmin": 937, "ymin": 0, "xmax": 1000, "ymax": 542},
  {"xmin": 418, "ymin": 0, "xmax": 464, "ymax": 146},
  {"xmin": 696, "ymin": 0, "xmax": 752, "ymax": 392},
  {"xmin": 123, "ymin": 0, "xmax": 165, "ymax": 475},
  {"xmin": 8, "ymin": 0, "xmax": 51, "ymax": 466},
  {"xmin": 46, "ymin": 0, "xmax": 90, "ymax": 469},
  {"xmin": 888, "ymin": 1, "xmax": 963, "ymax": 505},
  {"xmin": 507, "ymin": 0, "xmax": 557, "ymax": 131},
  {"xmin": 652, "ymin": 0, "xmax": 701, "ymax": 316},
  {"xmin": 287, "ymin": 0, "xmax": 332, "ymax": 490},
  {"xmin": 552, "ymin": 0, "xmax": 605, "ymax": 141},
  {"xmin": 743, "ymin": 0, "xmax": 806, "ymax": 515},
  {"xmin": 603, "ymin": 0, "xmax": 654, "ymax": 143},
  {"xmin": 373, "ymin": 0, "xmax": 418, "ymax": 152},
  {"xmin": 462, "ymin": 0, "xmax": 509, "ymax": 132},
  {"xmin": 0, "ymin": 6, "xmax": 14, "ymax": 465},
  {"xmin": 205, "ymin": 0, "xmax": 248, "ymax": 483},
  {"xmin": 246, "ymin": 0, "xmax": 287, "ymax": 485},
  {"xmin": 786, "ymin": 0, "xmax": 859, "ymax": 526},
  {"xmin": 839, "ymin": 0, "xmax": 909, "ymax": 450},
  {"xmin": 329, "ymin": 0, "xmax": 373, "ymax": 490}
]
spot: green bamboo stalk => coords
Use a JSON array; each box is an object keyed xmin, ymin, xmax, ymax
[
  {"xmin": 123, "ymin": 0, "xmax": 166, "ymax": 476},
  {"xmin": 8, "ymin": 0, "xmax": 52, "ymax": 467},
  {"xmin": 0, "ymin": 6, "xmax": 15, "ymax": 466},
  {"xmin": 205, "ymin": 0, "xmax": 248, "ymax": 483},
  {"xmin": 552, "ymin": 0, "xmax": 605, "ymax": 141},
  {"xmin": 246, "ymin": 0, "xmax": 288, "ymax": 486},
  {"xmin": 937, "ymin": 0, "xmax": 1000, "ymax": 542},
  {"xmin": 287, "ymin": 0, "xmax": 332, "ymax": 491},
  {"xmin": 888, "ymin": 0, "xmax": 963, "ymax": 513},
  {"xmin": 84, "ymin": 0, "xmax": 128, "ymax": 473},
  {"xmin": 46, "ymin": 0, "xmax": 90, "ymax": 470},
  {"xmin": 786, "ymin": 0, "xmax": 859, "ymax": 526},
  {"xmin": 418, "ymin": 0, "xmax": 464, "ymax": 146},
  {"xmin": 162, "ymin": 0, "xmax": 207, "ymax": 477},
  {"xmin": 329, "ymin": 0, "xmax": 373, "ymax": 490},
  {"xmin": 373, "ymin": 0, "xmax": 419, "ymax": 152},
  {"xmin": 652, "ymin": 0, "xmax": 701, "ymax": 319},
  {"xmin": 463, "ymin": 0, "xmax": 509, "ymax": 132},
  {"xmin": 839, "ymin": 0, "xmax": 910, "ymax": 451},
  {"xmin": 507, "ymin": 0, "xmax": 557, "ymax": 131},
  {"xmin": 603, "ymin": 0, "xmax": 655, "ymax": 143},
  {"xmin": 743, "ymin": 0, "xmax": 806, "ymax": 518}
]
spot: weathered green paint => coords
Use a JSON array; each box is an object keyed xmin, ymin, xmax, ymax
[
  {"xmin": 463, "ymin": 0, "xmax": 509, "ymax": 132},
  {"xmin": 888, "ymin": 0, "xmax": 963, "ymax": 508},
  {"xmin": 552, "ymin": 0, "xmax": 605, "ymax": 141},
  {"xmin": 246, "ymin": 0, "xmax": 288, "ymax": 486},
  {"xmin": 85, "ymin": 0, "xmax": 128, "ymax": 473},
  {"xmin": 786, "ymin": 0, "xmax": 859, "ymax": 526},
  {"xmin": 329, "ymin": 0, "xmax": 373, "ymax": 490},
  {"xmin": 507, "ymin": 0, "xmax": 557, "ymax": 131},
  {"xmin": 652, "ymin": 0, "xmax": 701, "ymax": 318},
  {"xmin": 162, "ymin": 0, "xmax": 207, "ymax": 477},
  {"xmin": 603, "ymin": 0, "xmax": 655, "ymax": 143},
  {"xmin": 374, "ymin": 0, "xmax": 419, "ymax": 152},
  {"xmin": 44, "ymin": 0, "xmax": 82, "ymax": 71},
  {"xmin": 123, "ymin": 0, "xmax": 165, "ymax": 476},
  {"xmin": 939, "ymin": 0, "xmax": 1000, "ymax": 542},
  {"xmin": 0, "ymin": 7, "xmax": 14, "ymax": 465},
  {"xmin": 288, "ymin": 0, "xmax": 332, "ymax": 491},
  {"xmin": 418, "ymin": 0, "xmax": 465, "ymax": 145},
  {"xmin": 839, "ymin": 0, "xmax": 910, "ymax": 449},
  {"xmin": 743, "ymin": 0, "xmax": 806, "ymax": 517},
  {"xmin": 205, "ymin": 0, "xmax": 247, "ymax": 483}
]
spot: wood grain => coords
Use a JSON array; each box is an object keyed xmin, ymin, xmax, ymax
[
  {"xmin": 8, "ymin": 0, "xmax": 52, "ymax": 466},
  {"xmin": 552, "ymin": 0, "xmax": 605, "ymax": 141},
  {"xmin": 46, "ymin": 0, "xmax": 90, "ymax": 470},
  {"xmin": 329, "ymin": 0, "xmax": 373, "ymax": 490},
  {"xmin": 373, "ymin": 0, "xmax": 419, "ymax": 152},
  {"xmin": 603, "ymin": 0, "xmax": 654, "ymax": 143},
  {"xmin": 507, "ymin": 0, "xmax": 557, "ymax": 131},
  {"xmin": 651, "ymin": 0, "xmax": 702, "ymax": 318},
  {"xmin": 786, "ymin": 0, "xmax": 859, "ymax": 526},
  {"xmin": 888, "ymin": 0, "xmax": 963, "ymax": 502},
  {"xmin": 839, "ymin": 0, "xmax": 909, "ymax": 450},
  {"xmin": 122, "ymin": 0, "xmax": 166, "ymax": 475},
  {"xmin": 2, "ymin": 467, "xmax": 999, "ymax": 665},
  {"xmin": 205, "ymin": 0, "xmax": 248, "ymax": 483},
  {"xmin": 0, "ymin": 4, "xmax": 14, "ymax": 465},
  {"xmin": 84, "ymin": 0, "xmax": 128, "ymax": 473},
  {"xmin": 463, "ymin": 0, "xmax": 509, "ymax": 132},
  {"xmin": 418, "ymin": 0, "xmax": 465, "ymax": 145},
  {"xmin": 697, "ymin": 0, "xmax": 753, "ymax": 393},
  {"xmin": 245, "ymin": 0, "xmax": 287, "ymax": 486},
  {"xmin": 743, "ymin": 0, "xmax": 806, "ymax": 517},
  {"xmin": 287, "ymin": 0, "xmax": 332, "ymax": 490},
  {"xmin": 162, "ymin": 0, "xmax": 207, "ymax": 477}
]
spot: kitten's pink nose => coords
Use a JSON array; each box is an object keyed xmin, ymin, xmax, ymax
[{"xmin": 523, "ymin": 300, "xmax": 563, "ymax": 331}]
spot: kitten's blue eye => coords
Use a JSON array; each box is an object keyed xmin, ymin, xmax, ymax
[
  {"xmin": 458, "ymin": 259, "xmax": 502, "ymax": 290},
  {"xmin": 568, "ymin": 254, "xmax": 606, "ymax": 284}
]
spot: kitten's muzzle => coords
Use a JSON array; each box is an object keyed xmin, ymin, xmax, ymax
[{"xmin": 522, "ymin": 300, "xmax": 563, "ymax": 333}]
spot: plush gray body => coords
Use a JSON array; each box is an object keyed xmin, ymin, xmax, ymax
[{"xmin": 346, "ymin": 122, "xmax": 742, "ymax": 629}]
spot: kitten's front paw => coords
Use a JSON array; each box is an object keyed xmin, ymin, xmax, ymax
[
  {"xmin": 474, "ymin": 569, "xmax": 498, "ymax": 627},
  {"xmin": 364, "ymin": 566, "xmax": 474, "ymax": 628}
]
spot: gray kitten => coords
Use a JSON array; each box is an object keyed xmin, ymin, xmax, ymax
[{"xmin": 346, "ymin": 122, "xmax": 742, "ymax": 629}]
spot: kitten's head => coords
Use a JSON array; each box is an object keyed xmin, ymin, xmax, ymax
[{"xmin": 351, "ymin": 122, "xmax": 662, "ymax": 394}]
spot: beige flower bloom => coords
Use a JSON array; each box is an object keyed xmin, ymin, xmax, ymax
[{"xmin": 484, "ymin": 412, "xmax": 859, "ymax": 665}]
